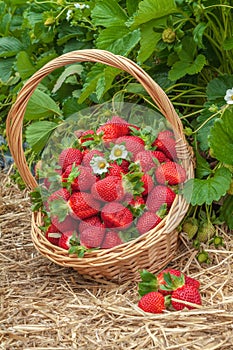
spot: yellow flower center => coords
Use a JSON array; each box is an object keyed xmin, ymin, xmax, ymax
[
  {"xmin": 114, "ymin": 149, "xmax": 123, "ymax": 157},
  {"xmin": 98, "ymin": 161, "xmax": 106, "ymax": 169},
  {"xmin": 231, "ymin": 94, "xmax": 233, "ymax": 100}
]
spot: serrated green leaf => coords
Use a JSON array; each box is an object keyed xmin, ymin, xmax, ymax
[
  {"xmin": 52, "ymin": 64, "xmax": 83, "ymax": 93},
  {"xmin": 0, "ymin": 57, "xmax": 15, "ymax": 82},
  {"xmin": 186, "ymin": 54, "xmax": 206, "ymax": 74},
  {"xmin": 183, "ymin": 167, "xmax": 232, "ymax": 205},
  {"xmin": 25, "ymin": 121, "xmax": 58, "ymax": 153},
  {"xmin": 206, "ymin": 75, "xmax": 233, "ymax": 102},
  {"xmin": 129, "ymin": 0, "xmax": 177, "ymax": 29},
  {"xmin": 137, "ymin": 19, "xmax": 164, "ymax": 63},
  {"xmin": 126, "ymin": 0, "xmax": 140, "ymax": 16},
  {"xmin": 25, "ymin": 89, "xmax": 62, "ymax": 120},
  {"xmin": 169, "ymin": 54, "xmax": 206, "ymax": 81},
  {"xmin": 195, "ymin": 147, "xmax": 212, "ymax": 179},
  {"xmin": 220, "ymin": 195, "xmax": 233, "ymax": 229},
  {"xmin": 223, "ymin": 38, "xmax": 233, "ymax": 50},
  {"xmin": 15, "ymin": 51, "xmax": 36, "ymax": 80},
  {"xmin": 96, "ymin": 26, "xmax": 140, "ymax": 56},
  {"xmin": 92, "ymin": 0, "xmax": 128, "ymax": 27},
  {"xmin": 0, "ymin": 37, "xmax": 24, "ymax": 57},
  {"xmin": 209, "ymin": 107, "xmax": 233, "ymax": 165},
  {"xmin": 78, "ymin": 65, "xmax": 120, "ymax": 103}
]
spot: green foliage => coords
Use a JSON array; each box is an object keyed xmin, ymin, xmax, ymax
[{"xmin": 0, "ymin": 0, "xmax": 233, "ymax": 231}]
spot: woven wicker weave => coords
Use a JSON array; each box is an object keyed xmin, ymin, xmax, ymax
[{"xmin": 6, "ymin": 49, "xmax": 194, "ymax": 282}]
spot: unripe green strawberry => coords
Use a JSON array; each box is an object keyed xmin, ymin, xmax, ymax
[
  {"xmin": 197, "ymin": 221, "xmax": 215, "ymax": 242},
  {"xmin": 182, "ymin": 217, "xmax": 199, "ymax": 240}
]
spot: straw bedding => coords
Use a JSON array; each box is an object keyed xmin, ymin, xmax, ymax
[{"xmin": 1, "ymin": 172, "xmax": 233, "ymax": 350}]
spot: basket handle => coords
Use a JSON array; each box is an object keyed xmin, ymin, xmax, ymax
[{"xmin": 6, "ymin": 49, "xmax": 188, "ymax": 190}]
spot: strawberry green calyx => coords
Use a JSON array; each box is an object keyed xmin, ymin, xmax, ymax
[
  {"xmin": 49, "ymin": 198, "xmax": 70, "ymax": 222},
  {"xmin": 138, "ymin": 269, "xmax": 159, "ymax": 296},
  {"xmin": 159, "ymin": 272, "xmax": 185, "ymax": 293}
]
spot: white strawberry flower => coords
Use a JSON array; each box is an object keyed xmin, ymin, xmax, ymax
[
  {"xmin": 74, "ymin": 3, "xmax": 90, "ymax": 9},
  {"xmin": 90, "ymin": 156, "xmax": 109, "ymax": 175},
  {"xmin": 109, "ymin": 145, "xmax": 128, "ymax": 160},
  {"xmin": 66, "ymin": 9, "xmax": 72, "ymax": 21},
  {"xmin": 224, "ymin": 88, "xmax": 233, "ymax": 104}
]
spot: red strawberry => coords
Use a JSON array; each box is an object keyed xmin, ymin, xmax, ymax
[
  {"xmin": 101, "ymin": 230, "xmax": 123, "ymax": 249},
  {"xmin": 157, "ymin": 269, "xmax": 200, "ymax": 295},
  {"xmin": 51, "ymin": 214, "xmax": 79, "ymax": 233},
  {"xmin": 80, "ymin": 226, "xmax": 105, "ymax": 248},
  {"xmin": 115, "ymin": 135, "xmax": 145, "ymax": 159},
  {"xmin": 78, "ymin": 130, "xmax": 95, "ymax": 147},
  {"xmin": 151, "ymin": 150, "xmax": 167, "ymax": 163},
  {"xmin": 134, "ymin": 150, "xmax": 157, "ymax": 172},
  {"xmin": 146, "ymin": 185, "xmax": 176, "ymax": 212},
  {"xmin": 82, "ymin": 149, "xmax": 104, "ymax": 168},
  {"xmin": 138, "ymin": 291, "xmax": 165, "ymax": 314},
  {"xmin": 155, "ymin": 162, "xmax": 187, "ymax": 185},
  {"xmin": 79, "ymin": 215, "xmax": 104, "ymax": 233},
  {"xmin": 45, "ymin": 224, "xmax": 62, "ymax": 246},
  {"xmin": 141, "ymin": 173, "xmax": 154, "ymax": 196},
  {"xmin": 157, "ymin": 130, "xmax": 174, "ymax": 139},
  {"xmin": 97, "ymin": 122, "xmax": 130, "ymax": 143},
  {"xmin": 101, "ymin": 202, "xmax": 133, "ymax": 230},
  {"xmin": 58, "ymin": 230, "xmax": 79, "ymax": 250},
  {"xmin": 91, "ymin": 176, "xmax": 125, "ymax": 202},
  {"xmin": 46, "ymin": 188, "xmax": 71, "ymax": 211},
  {"xmin": 171, "ymin": 284, "xmax": 202, "ymax": 310},
  {"xmin": 137, "ymin": 211, "xmax": 162, "ymax": 235},
  {"xmin": 48, "ymin": 188, "xmax": 70, "ymax": 202},
  {"xmin": 62, "ymin": 164, "xmax": 97, "ymax": 192},
  {"xmin": 107, "ymin": 162, "xmax": 127, "ymax": 177},
  {"xmin": 153, "ymin": 134, "xmax": 177, "ymax": 160},
  {"xmin": 58, "ymin": 148, "xmax": 83, "ymax": 171},
  {"xmin": 69, "ymin": 192, "xmax": 100, "ymax": 220}
]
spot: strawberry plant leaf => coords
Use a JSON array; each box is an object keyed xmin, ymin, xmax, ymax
[
  {"xmin": 126, "ymin": 0, "xmax": 140, "ymax": 16},
  {"xmin": 209, "ymin": 107, "xmax": 233, "ymax": 165},
  {"xmin": 137, "ymin": 19, "xmax": 164, "ymax": 64},
  {"xmin": 206, "ymin": 75, "xmax": 233, "ymax": 102},
  {"xmin": 0, "ymin": 37, "xmax": 24, "ymax": 57},
  {"xmin": 25, "ymin": 121, "xmax": 58, "ymax": 153},
  {"xmin": 183, "ymin": 167, "xmax": 232, "ymax": 205},
  {"xmin": 223, "ymin": 38, "xmax": 233, "ymax": 50},
  {"xmin": 91, "ymin": 0, "xmax": 128, "ymax": 27},
  {"xmin": 25, "ymin": 89, "xmax": 62, "ymax": 120},
  {"xmin": 128, "ymin": 0, "xmax": 177, "ymax": 29},
  {"xmin": 96, "ymin": 26, "xmax": 140, "ymax": 56},
  {"xmin": 16, "ymin": 51, "xmax": 36, "ymax": 80},
  {"xmin": 194, "ymin": 147, "xmax": 212, "ymax": 179},
  {"xmin": 52, "ymin": 64, "xmax": 83, "ymax": 93},
  {"xmin": 0, "ymin": 57, "xmax": 15, "ymax": 82},
  {"xmin": 169, "ymin": 54, "xmax": 206, "ymax": 81},
  {"xmin": 220, "ymin": 195, "xmax": 233, "ymax": 229}
]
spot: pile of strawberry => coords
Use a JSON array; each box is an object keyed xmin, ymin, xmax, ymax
[
  {"xmin": 138, "ymin": 268, "xmax": 202, "ymax": 313},
  {"xmin": 39, "ymin": 115, "xmax": 187, "ymax": 255}
]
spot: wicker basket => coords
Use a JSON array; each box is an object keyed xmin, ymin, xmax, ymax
[{"xmin": 6, "ymin": 49, "xmax": 194, "ymax": 282}]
